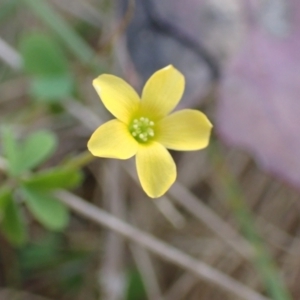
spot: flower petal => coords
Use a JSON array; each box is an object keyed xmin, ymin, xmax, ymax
[
  {"xmin": 93, "ymin": 74, "xmax": 140, "ymax": 124},
  {"xmin": 141, "ymin": 65, "xmax": 185, "ymax": 119},
  {"xmin": 136, "ymin": 142, "xmax": 176, "ymax": 198},
  {"xmin": 156, "ymin": 109, "xmax": 213, "ymax": 151},
  {"xmin": 88, "ymin": 119, "xmax": 138, "ymax": 159}
]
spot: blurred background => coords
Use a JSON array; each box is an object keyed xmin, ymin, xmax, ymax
[{"xmin": 1, "ymin": 0, "xmax": 300, "ymax": 299}]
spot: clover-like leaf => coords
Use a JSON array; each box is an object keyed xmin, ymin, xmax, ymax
[
  {"xmin": 1, "ymin": 127, "xmax": 21, "ymax": 176},
  {"xmin": 0, "ymin": 187, "xmax": 12, "ymax": 214},
  {"xmin": 20, "ymin": 32, "xmax": 73, "ymax": 101},
  {"xmin": 1, "ymin": 194, "xmax": 27, "ymax": 246},
  {"xmin": 18, "ymin": 130, "xmax": 57, "ymax": 172},
  {"xmin": 21, "ymin": 186, "xmax": 69, "ymax": 231},
  {"xmin": 23, "ymin": 167, "xmax": 82, "ymax": 190},
  {"xmin": 31, "ymin": 75, "xmax": 73, "ymax": 101}
]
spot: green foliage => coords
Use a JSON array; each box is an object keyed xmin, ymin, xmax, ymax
[
  {"xmin": 21, "ymin": 186, "xmax": 69, "ymax": 231},
  {"xmin": 19, "ymin": 233, "xmax": 90, "ymax": 296},
  {"xmin": 23, "ymin": 0, "xmax": 95, "ymax": 66},
  {"xmin": 22, "ymin": 167, "xmax": 82, "ymax": 190},
  {"xmin": 1, "ymin": 127, "xmax": 21, "ymax": 176},
  {"xmin": 18, "ymin": 130, "xmax": 57, "ymax": 172},
  {"xmin": 0, "ymin": 128, "xmax": 82, "ymax": 235},
  {"xmin": 31, "ymin": 76, "xmax": 73, "ymax": 100},
  {"xmin": 20, "ymin": 234, "xmax": 64, "ymax": 270},
  {"xmin": 0, "ymin": 0, "xmax": 18, "ymax": 24},
  {"xmin": 125, "ymin": 269, "xmax": 147, "ymax": 300},
  {"xmin": 1, "ymin": 128, "xmax": 57, "ymax": 176},
  {"xmin": 20, "ymin": 32, "xmax": 74, "ymax": 101},
  {"xmin": 21, "ymin": 33, "xmax": 68, "ymax": 76},
  {"xmin": 1, "ymin": 193, "xmax": 27, "ymax": 246},
  {"xmin": 0, "ymin": 186, "xmax": 12, "ymax": 214}
]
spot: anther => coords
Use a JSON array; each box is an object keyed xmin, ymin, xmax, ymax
[{"xmin": 130, "ymin": 116, "xmax": 155, "ymax": 142}]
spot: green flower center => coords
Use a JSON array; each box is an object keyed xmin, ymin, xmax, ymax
[{"xmin": 130, "ymin": 117, "xmax": 155, "ymax": 143}]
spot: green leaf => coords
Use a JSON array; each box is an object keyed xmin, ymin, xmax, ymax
[
  {"xmin": 0, "ymin": 0, "xmax": 19, "ymax": 24},
  {"xmin": 18, "ymin": 130, "xmax": 57, "ymax": 172},
  {"xmin": 20, "ymin": 33, "xmax": 69, "ymax": 76},
  {"xmin": 31, "ymin": 75, "xmax": 73, "ymax": 101},
  {"xmin": 1, "ymin": 194, "xmax": 27, "ymax": 246},
  {"xmin": 23, "ymin": 167, "xmax": 82, "ymax": 190},
  {"xmin": 1, "ymin": 127, "xmax": 21, "ymax": 176},
  {"xmin": 1, "ymin": 128, "xmax": 57, "ymax": 175},
  {"xmin": 19, "ymin": 32, "xmax": 74, "ymax": 100},
  {"xmin": 23, "ymin": 0, "xmax": 94, "ymax": 66},
  {"xmin": 21, "ymin": 187, "xmax": 69, "ymax": 231},
  {"xmin": 0, "ymin": 186, "xmax": 12, "ymax": 213},
  {"xmin": 20, "ymin": 234, "xmax": 63, "ymax": 270},
  {"xmin": 125, "ymin": 269, "xmax": 147, "ymax": 300}
]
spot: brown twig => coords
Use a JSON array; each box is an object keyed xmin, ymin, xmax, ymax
[{"xmin": 56, "ymin": 190, "xmax": 270, "ymax": 300}]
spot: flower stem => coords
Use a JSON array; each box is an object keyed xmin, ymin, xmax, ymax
[{"xmin": 64, "ymin": 151, "xmax": 95, "ymax": 169}]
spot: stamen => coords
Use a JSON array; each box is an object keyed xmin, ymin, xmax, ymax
[
  {"xmin": 148, "ymin": 131, "xmax": 154, "ymax": 137},
  {"xmin": 130, "ymin": 116, "xmax": 156, "ymax": 143}
]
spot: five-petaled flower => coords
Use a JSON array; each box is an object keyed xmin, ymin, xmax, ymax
[{"xmin": 88, "ymin": 65, "xmax": 212, "ymax": 198}]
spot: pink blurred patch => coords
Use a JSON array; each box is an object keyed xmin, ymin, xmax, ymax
[{"xmin": 217, "ymin": 0, "xmax": 300, "ymax": 188}]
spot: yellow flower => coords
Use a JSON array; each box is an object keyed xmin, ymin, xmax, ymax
[{"xmin": 88, "ymin": 65, "xmax": 212, "ymax": 198}]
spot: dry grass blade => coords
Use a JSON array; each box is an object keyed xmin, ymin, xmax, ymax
[
  {"xmin": 170, "ymin": 182, "xmax": 254, "ymax": 258},
  {"xmin": 50, "ymin": 0, "xmax": 103, "ymax": 28},
  {"xmin": 56, "ymin": 190, "xmax": 270, "ymax": 300},
  {"xmin": 129, "ymin": 243, "xmax": 164, "ymax": 300},
  {"xmin": 0, "ymin": 37, "xmax": 22, "ymax": 70},
  {"xmin": 154, "ymin": 196, "xmax": 186, "ymax": 229},
  {"xmin": 164, "ymin": 273, "xmax": 199, "ymax": 300},
  {"xmin": 99, "ymin": 161, "xmax": 127, "ymax": 300}
]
